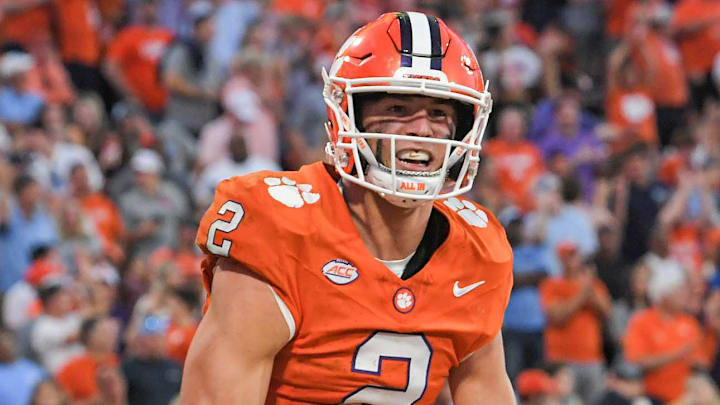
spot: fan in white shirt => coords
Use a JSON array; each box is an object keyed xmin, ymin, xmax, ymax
[{"xmin": 193, "ymin": 135, "xmax": 279, "ymax": 208}]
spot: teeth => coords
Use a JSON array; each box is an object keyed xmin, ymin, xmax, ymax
[{"xmin": 397, "ymin": 150, "xmax": 430, "ymax": 162}]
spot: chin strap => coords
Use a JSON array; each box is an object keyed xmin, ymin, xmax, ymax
[{"xmin": 366, "ymin": 164, "xmax": 445, "ymax": 197}]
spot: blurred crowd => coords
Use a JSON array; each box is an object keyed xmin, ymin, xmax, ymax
[{"xmin": 0, "ymin": 0, "xmax": 718, "ymax": 404}]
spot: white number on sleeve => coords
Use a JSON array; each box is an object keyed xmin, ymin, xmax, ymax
[
  {"xmin": 343, "ymin": 331, "xmax": 433, "ymax": 405},
  {"xmin": 206, "ymin": 201, "xmax": 244, "ymax": 257}
]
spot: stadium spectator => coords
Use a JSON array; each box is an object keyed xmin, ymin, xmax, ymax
[
  {"xmin": 524, "ymin": 174, "xmax": 598, "ymax": 276},
  {"xmin": 515, "ymin": 368, "xmax": 556, "ymax": 405},
  {"xmin": 623, "ymin": 260, "xmax": 706, "ymax": 403},
  {"xmin": 122, "ymin": 315, "xmax": 182, "ymax": 405},
  {"xmin": 54, "ymin": 0, "xmax": 103, "ymax": 93},
  {"xmin": 628, "ymin": 2, "xmax": 689, "ymax": 148},
  {"xmin": 0, "ymin": 50, "xmax": 45, "ymax": 127},
  {"xmin": 0, "ymin": 327, "xmax": 46, "ymax": 405},
  {"xmin": 502, "ymin": 213, "xmax": 549, "ymax": 381},
  {"xmin": 68, "ymin": 163, "xmax": 126, "ymax": 263},
  {"xmin": 606, "ymin": 39, "xmax": 658, "ymax": 150},
  {"xmin": 164, "ymin": 286, "xmax": 199, "ymax": 364},
  {"xmin": 30, "ymin": 280, "xmax": 84, "ymax": 373},
  {"xmin": 104, "ymin": 0, "xmax": 174, "ymax": 117},
  {"xmin": 483, "ymin": 107, "xmax": 545, "ymax": 212},
  {"xmin": 193, "ymin": 134, "xmax": 279, "ymax": 208},
  {"xmin": 605, "ymin": 143, "xmax": 669, "ymax": 264},
  {"xmin": 160, "ymin": 0, "xmax": 221, "ymax": 136},
  {"xmin": 595, "ymin": 362, "xmax": 649, "ymax": 405},
  {"xmin": 196, "ymin": 57, "xmax": 280, "ymax": 169},
  {"xmin": 540, "ymin": 241, "xmax": 611, "ymax": 404},
  {"xmin": 670, "ymin": 0, "xmax": 720, "ymax": 111},
  {"xmin": 119, "ymin": 148, "xmax": 189, "ymax": 258},
  {"xmin": 2, "ymin": 245, "xmax": 65, "ymax": 332},
  {"xmin": 55, "ymin": 316, "xmax": 121, "ymax": 402},
  {"xmin": 536, "ymin": 94, "xmax": 607, "ymax": 200},
  {"xmin": 0, "ymin": 175, "xmax": 58, "ymax": 291}
]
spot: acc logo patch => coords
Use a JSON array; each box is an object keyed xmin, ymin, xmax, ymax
[{"xmin": 322, "ymin": 259, "xmax": 359, "ymax": 285}]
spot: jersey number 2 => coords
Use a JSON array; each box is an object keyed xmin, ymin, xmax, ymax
[
  {"xmin": 343, "ymin": 331, "xmax": 433, "ymax": 405},
  {"xmin": 206, "ymin": 201, "xmax": 244, "ymax": 257}
]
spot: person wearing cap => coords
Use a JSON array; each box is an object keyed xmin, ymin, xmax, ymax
[
  {"xmin": 515, "ymin": 369, "xmax": 556, "ymax": 405},
  {"xmin": 118, "ymin": 148, "xmax": 189, "ymax": 259},
  {"xmin": 539, "ymin": 240, "xmax": 611, "ymax": 405},
  {"xmin": 623, "ymin": 261, "xmax": 706, "ymax": 403},
  {"xmin": 2, "ymin": 245, "xmax": 65, "ymax": 332},
  {"xmin": 122, "ymin": 315, "xmax": 183, "ymax": 405},
  {"xmin": 596, "ymin": 362, "xmax": 650, "ymax": 405},
  {"xmin": 0, "ymin": 50, "xmax": 44, "ymax": 126}
]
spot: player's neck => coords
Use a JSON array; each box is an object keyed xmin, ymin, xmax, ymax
[{"xmin": 342, "ymin": 181, "xmax": 432, "ymax": 261}]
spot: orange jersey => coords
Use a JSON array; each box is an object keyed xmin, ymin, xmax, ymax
[
  {"xmin": 540, "ymin": 277, "xmax": 610, "ymax": 363},
  {"xmin": 196, "ymin": 162, "xmax": 513, "ymax": 404},
  {"xmin": 623, "ymin": 307, "xmax": 704, "ymax": 402},
  {"xmin": 483, "ymin": 138, "xmax": 545, "ymax": 212}
]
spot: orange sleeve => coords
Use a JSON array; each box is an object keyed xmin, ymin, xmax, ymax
[
  {"xmin": 105, "ymin": 30, "xmax": 132, "ymax": 63},
  {"xmin": 196, "ymin": 175, "xmax": 302, "ymax": 335},
  {"xmin": 539, "ymin": 280, "xmax": 558, "ymax": 310},
  {"xmin": 593, "ymin": 279, "xmax": 611, "ymax": 301},
  {"xmin": 459, "ymin": 203, "xmax": 514, "ymax": 358},
  {"xmin": 623, "ymin": 312, "xmax": 651, "ymax": 362},
  {"xmin": 691, "ymin": 321, "xmax": 710, "ymax": 367}
]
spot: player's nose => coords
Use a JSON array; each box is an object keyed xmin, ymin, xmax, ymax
[{"xmin": 404, "ymin": 110, "xmax": 435, "ymax": 138}]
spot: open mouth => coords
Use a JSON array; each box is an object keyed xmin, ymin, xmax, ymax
[{"xmin": 395, "ymin": 149, "xmax": 434, "ymax": 171}]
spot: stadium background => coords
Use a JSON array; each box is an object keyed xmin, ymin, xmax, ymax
[{"xmin": 0, "ymin": 0, "xmax": 719, "ymax": 404}]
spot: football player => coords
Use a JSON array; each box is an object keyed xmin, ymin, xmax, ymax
[{"xmin": 180, "ymin": 11, "xmax": 515, "ymax": 405}]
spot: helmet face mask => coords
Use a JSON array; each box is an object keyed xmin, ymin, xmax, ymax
[{"xmin": 322, "ymin": 11, "xmax": 493, "ymax": 205}]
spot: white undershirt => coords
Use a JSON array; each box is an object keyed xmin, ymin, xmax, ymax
[
  {"xmin": 339, "ymin": 181, "xmax": 417, "ymax": 278},
  {"xmin": 378, "ymin": 251, "xmax": 416, "ymax": 279}
]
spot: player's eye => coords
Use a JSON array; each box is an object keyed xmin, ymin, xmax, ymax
[
  {"xmin": 429, "ymin": 109, "xmax": 448, "ymax": 118},
  {"xmin": 387, "ymin": 104, "xmax": 406, "ymax": 114}
]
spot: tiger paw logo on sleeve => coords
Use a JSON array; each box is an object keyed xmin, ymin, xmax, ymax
[
  {"xmin": 265, "ymin": 176, "xmax": 320, "ymax": 208},
  {"xmin": 443, "ymin": 197, "xmax": 488, "ymax": 228}
]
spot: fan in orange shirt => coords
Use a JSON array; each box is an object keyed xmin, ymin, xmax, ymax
[
  {"xmin": 54, "ymin": 0, "xmax": 103, "ymax": 91},
  {"xmin": 483, "ymin": 107, "xmax": 545, "ymax": 212},
  {"xmin": 539, "ymin": 241, "xmax": 611, "ymax": 405},
  {"xmin": 0, "ymin": 0, "xmax": 52, "ymax": 47},
  {"xmin": 55, "ymin": 316, "xmax": 121, "ymax": 402},
  {"xmin": 671, "ymin": 0, "xmax": 720, "ymax": 110},
  {"xmin": 620, "ymin": 2, "xmax": 688, "ymax": 147},
  {"xmin": 623, "ymin": 260, "xmax": 706, "ymax": 403},
  {"xmin": 104, "ymin": 0, "xmax": 173, "ymax": 115},
  {"xmin": 164, "ymin": 287, "xmax": 199, "ymax": 364},
  {"xmin": 68, "ymin": 164, "xmax": 125, "ymax": 264},
  {"xmin": 606, "ymin": 41, "xmax": 658, "ymax": 150}
]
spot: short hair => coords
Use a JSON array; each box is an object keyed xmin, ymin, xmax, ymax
[
  {"xmin": 12, "ymin": 174, "xmax": 35, "ymax": 194},
  {"xmin": 36, "ymin": 284, "xmax": 62, "ymax": 307},
  {"xmin": 30, "ymin": 245, "xmax": 52, "ymax": 261},
  {"xmin": 561, "ymin": 175, "xmax": 582, "ymax": 202},
  {"xmin": 80, "ymin": 317, "xmax": 99, "ymax": 346},
  {"xmin": 170, "ymin": 286, "xmax": 199, "ymax": 311}
]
